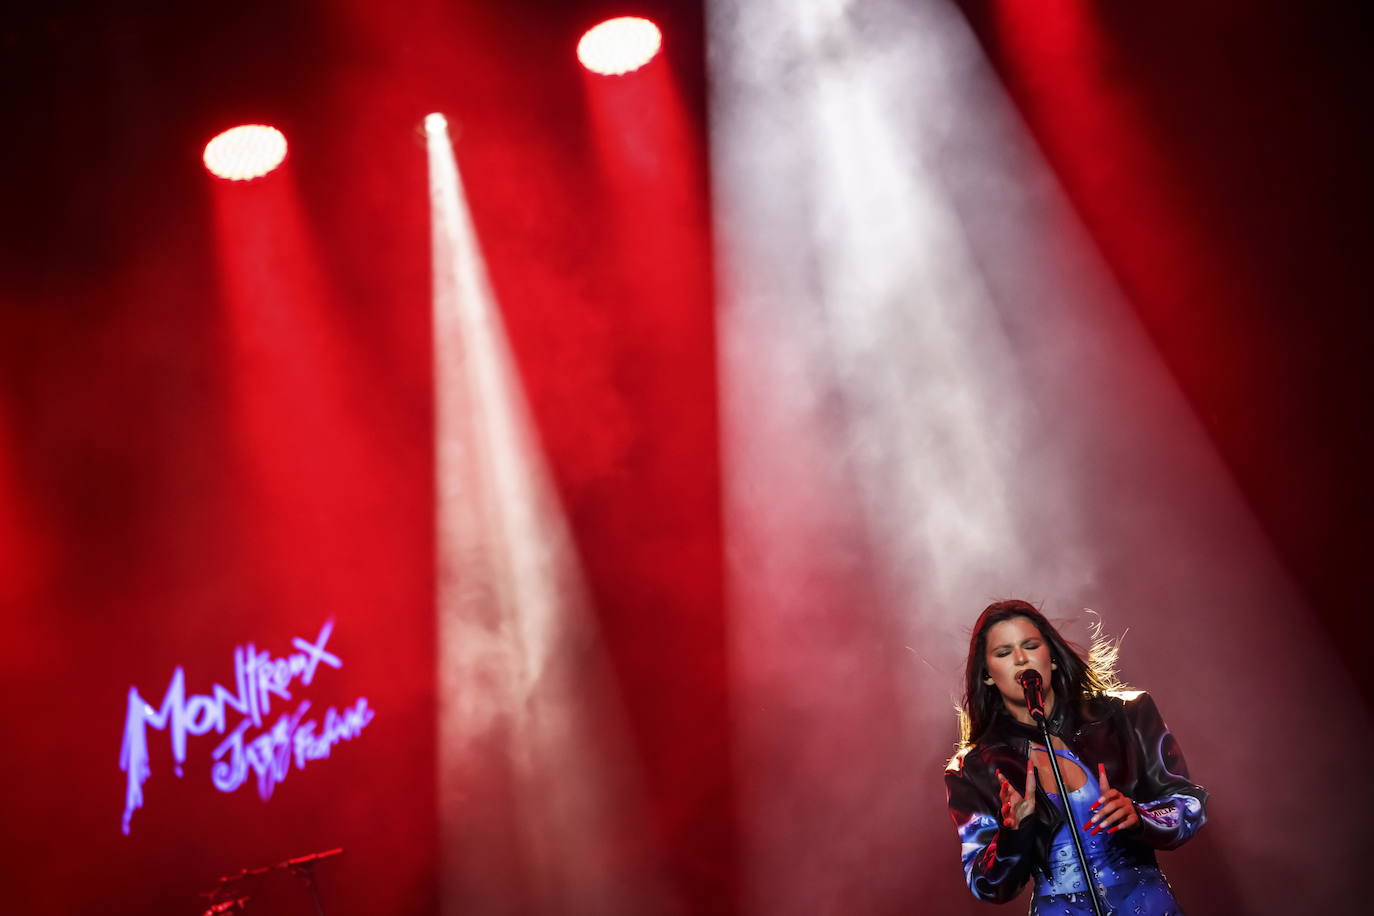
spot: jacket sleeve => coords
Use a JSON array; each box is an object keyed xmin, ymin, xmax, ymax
[
  {"xmin": 944, "ymin": 753, "xmax": 1039, "ymax": 903},
  {"xmin": 1121, "ymin": 691, "xmax": 1208, "ymax": 850}
]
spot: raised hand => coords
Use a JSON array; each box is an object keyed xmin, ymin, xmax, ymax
[
  {"xmin": 1086, "ymin": 762, "xmax": 1140, "ymax": 835},
  {"xmin": 997, "ymin": 758, "xmax": 1037, "ymax": 829}
]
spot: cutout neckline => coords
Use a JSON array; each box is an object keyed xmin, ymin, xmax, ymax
[{"xmin": 1029, "ymin": 743, "xmax": 1090, "ymax": 794}]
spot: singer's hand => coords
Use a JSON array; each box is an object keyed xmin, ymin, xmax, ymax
[
  {"xmin": 997, "ymin": 760, "xmax": 1036, "ymax": 829},
  {"xmin": 1086, "ymin": 763, "xmax": 1139, "ymax": 835}
]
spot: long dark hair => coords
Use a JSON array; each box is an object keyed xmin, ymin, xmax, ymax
[{"xmin": 957, "ymin": 599, "xmax": 1125, "ymax": 747}]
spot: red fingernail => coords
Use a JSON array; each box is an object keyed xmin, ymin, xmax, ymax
[
  {"xmin": 1108, "ymin": 826, "xmax": 1118, "ymax": 834},
  {"xmin": 1089, "ymin": 801, "xmax": 1100, "ymax": 811}
]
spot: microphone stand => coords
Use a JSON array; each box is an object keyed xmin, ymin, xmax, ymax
[
  {"xmin": 282, "ymin": 848, "xmax": 344, "ymax": 916},
  {"xmin": 1033, "ymin": 709, "xmax": 1108, "ymax": 916},
  {"xmin": 287, "ymin": 861, "xmax": 326, "ymax": 916},
  {"xmin": 202, "ymin": 848, "xmax": 343, "ymax": 916}
]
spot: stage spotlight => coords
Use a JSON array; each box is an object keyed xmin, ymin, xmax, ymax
[
  {"xmin": 203, "ymin": 124, "xmax": 288, "ymax": 181},
  {"xmin": 577, "ymin": 16, "xmax": 662, "ymax": 75}
]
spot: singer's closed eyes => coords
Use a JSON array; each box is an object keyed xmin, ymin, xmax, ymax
[{"xmin": 945, "ymin": 599, "xmax": 1207, "ymax": 916}]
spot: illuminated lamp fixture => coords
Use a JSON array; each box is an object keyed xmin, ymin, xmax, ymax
[
  {"xmin": 203, "ymin": 124, "xmax": 288, "ymax": 180},
  {"xmin": 577, "ymin": 16, "xmax": 662, "ymax": 75}
]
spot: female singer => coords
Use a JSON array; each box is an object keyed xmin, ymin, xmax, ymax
[{"xmin": 944, "ymin": 599, "xmax": 1207, "ymax": 914}]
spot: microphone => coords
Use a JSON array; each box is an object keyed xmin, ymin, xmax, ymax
[{"xmin": 1015, "ymin": 669, "xmax": 1046, "ymax": 721}]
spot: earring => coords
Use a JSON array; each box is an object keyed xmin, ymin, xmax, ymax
[
  {"xmin": 1051, "ymin": 662, "xmax": 1058, "ymax": 670},
  {"xmin": 983, "ymin": 676, "xmax": 995, "ymax": 686}
]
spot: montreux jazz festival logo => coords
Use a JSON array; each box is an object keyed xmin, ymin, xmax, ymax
[{"xmin": 118, "ymin": 619, "xmax": 374, "ymax": 835}]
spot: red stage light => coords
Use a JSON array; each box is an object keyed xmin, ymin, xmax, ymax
[
  {"xmin": 577, "ymin": 17, "xmax": 662, "ymax": 76},
  {"xmin": 203, "ymin": 124, "xmax": 288, "ymax": 181}
]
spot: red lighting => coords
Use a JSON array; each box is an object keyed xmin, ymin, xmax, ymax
[
  {"xmin": 577, "ymin": 17, "xmax": 662, "ymax": 76},
  {"xmin": 203, "ymin": 124, "xmax": 288, "ymax": 181}
]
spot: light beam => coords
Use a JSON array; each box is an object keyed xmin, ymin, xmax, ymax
[{"xmin": 427, "ymin": 114, "xmax": 661, "ymax": 914}]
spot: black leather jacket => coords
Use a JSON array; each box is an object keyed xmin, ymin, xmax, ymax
[{"xmin": 944, "ymin": 691, "xmax": 1207, "ymax": 904}]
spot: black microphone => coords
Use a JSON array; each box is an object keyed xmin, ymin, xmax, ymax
[{"xmin": 1015, "ymin": 669, "xmax": 1045, "ymax": 721}]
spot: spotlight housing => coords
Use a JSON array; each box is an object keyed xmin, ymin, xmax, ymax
[
  {"xmin": 577, "ymin": 17, "xmax": 662, "ymax": 76},
  {"xmin": 203, "ymin": 124, "xmax": 288, "ymax": 181}
]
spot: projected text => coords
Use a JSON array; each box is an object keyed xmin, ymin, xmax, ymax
[{"xmin": 118, "ymin": 619, "xmax": 375, "ymax": 835}]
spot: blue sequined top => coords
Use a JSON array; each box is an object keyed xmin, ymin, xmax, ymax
[{"xmin": 1034, "ymin": 746, "xmax": 1183, "ymax": 914}]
